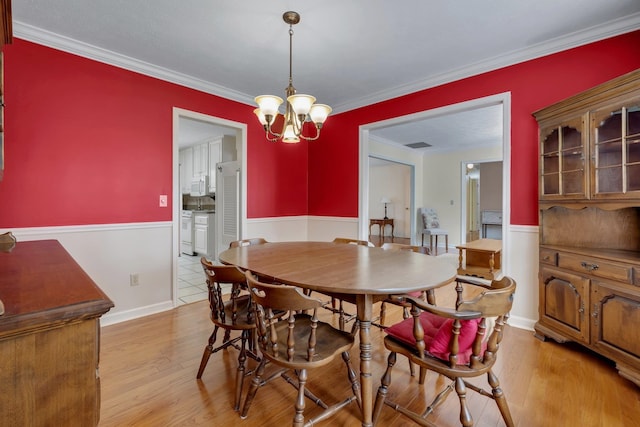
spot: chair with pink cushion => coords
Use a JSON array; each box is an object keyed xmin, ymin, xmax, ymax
[{"xmin": 372, "ymin": 276, "xmax": 516, "ymax": 427}]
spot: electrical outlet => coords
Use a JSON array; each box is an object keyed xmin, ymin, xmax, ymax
[
  {"xmin": 130, "ymin": 273, "xmax": 140, "ymax": 286},
  {"xmin": 159, "ymin": 195, "xmax": 168, "ymax": 207}
]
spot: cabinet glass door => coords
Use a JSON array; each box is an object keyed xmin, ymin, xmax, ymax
[
  {"xmin": 627, "ymin": 104, "xmax": 640, "ymax": 191},
  {"xmin": 540, "ymin": 116, "xmax": 586, "ymax": 199},
  {"xmin": 591, "ymin": 99, "xmax": 640, "ymax": 198}
]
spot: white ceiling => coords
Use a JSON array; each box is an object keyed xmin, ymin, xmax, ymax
[
  {"xmin": 178, "ymin": 116, "xmax": 236, "ymax": 148},
  {"xmin": 12, "ymin": 1, "xmax": 640, "ymax": 150}
]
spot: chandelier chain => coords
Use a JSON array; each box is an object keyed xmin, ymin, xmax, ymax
[{"xmin": 253, "ymin": 11, "xmax": 332, "ymax": 143}]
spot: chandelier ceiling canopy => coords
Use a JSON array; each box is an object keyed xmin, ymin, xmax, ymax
[{"xmin": 253, "ymin": 11, "xmax": 332, "ymax": 143}]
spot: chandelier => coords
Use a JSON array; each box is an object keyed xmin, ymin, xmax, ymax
[{"xmin": 253, "ymin": 11, "xmax": 332, "ymax": 143}]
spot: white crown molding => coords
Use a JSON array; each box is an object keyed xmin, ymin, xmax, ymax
[
  {"xmin": 13, "ymin": 21, "xmax": 256, "ymax": 106},
  {"xmin": 14, "ymin": 13, "xmax": 640, "ymax": 114},
  {"xmin": 333, "ymin": 13, "xmax": 640, "ymax": 113}
]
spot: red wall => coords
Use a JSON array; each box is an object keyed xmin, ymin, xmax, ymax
[
  {"xmin": 311, "ymin": 30, "xmax": 640, "ymax": 225},
  {"xmin": 1, "ymin": 32, "xmax": 639, "ymax": 229},
  {"xmin": 0, "ymin": 39, "xmax": 309, "ymax": 227}
]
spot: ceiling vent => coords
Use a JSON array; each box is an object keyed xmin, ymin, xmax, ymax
[{"xmin": 405, "ymin": 142, "xmax": 432, "ymax": 149}]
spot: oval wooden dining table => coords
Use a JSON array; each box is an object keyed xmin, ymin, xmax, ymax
[{"xmin": 218, "ymin": 240, "xmax": 456, "ymax": 427}]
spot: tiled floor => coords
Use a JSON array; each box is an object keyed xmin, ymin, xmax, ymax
[{"xmin": 177, "ymin": 254, "xmax": 208, "ymax": 305}]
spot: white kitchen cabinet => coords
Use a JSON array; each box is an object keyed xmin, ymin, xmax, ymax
[
  {"xmin": 208, "ymin": 140, "xmax": 221, "ymax": 194},
  {"xmin": 193, "ymin": 143, "xmax": 209, "ymax": 178},
  {"xmin": 208, "ymin": 135, "xmax": 237, "ymax": 194},
  {"xmin": 179, "ymin": 147, "xmax": 193, "ymax": 194},
  {"xmin": 194, "ymin": 213, "xmax": 215, "ymax": 256}
]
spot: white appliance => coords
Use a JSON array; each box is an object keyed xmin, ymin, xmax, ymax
[
  {"xmin": 190, "ymin": 176, "xmax": 209, "ymax": 197},
  {"xmin": 180, "ymin": 210, "xmax": 195, "ymax": 255}
]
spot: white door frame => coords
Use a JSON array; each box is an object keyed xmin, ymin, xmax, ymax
[
  {"xmin": 359, "ymin": 92, "xmax": 511, "ymax": 275},
  {"xmin": 172, "ymin": 107, "xmax": 247, "ymax": 306}
]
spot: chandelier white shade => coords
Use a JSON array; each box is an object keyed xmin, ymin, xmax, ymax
[{"xmin": 254, "ymin": 11, "xmax": 332, "ymax": 143}]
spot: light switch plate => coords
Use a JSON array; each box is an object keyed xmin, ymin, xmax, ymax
[{"xmin": 159, "ymin": 195, "xmax": 168, "ymax": 207}]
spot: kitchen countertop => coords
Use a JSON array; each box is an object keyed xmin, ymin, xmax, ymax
[{"xmin": 183, "ymin": 209, "xmax": 215, "ymax": 213}]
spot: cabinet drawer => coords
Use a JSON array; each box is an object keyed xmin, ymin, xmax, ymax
[
  {"xmin": 558, "ymin": 253, "xmax": 632, "ymax": 284},
  {"xmin": 539, "ymin": 249, "xmax": 558, "ymax": 266},
  {"xmin": 194, "ymin": 215, "xmax": 209, "ymax": 225}
]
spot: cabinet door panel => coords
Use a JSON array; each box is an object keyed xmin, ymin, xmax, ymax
[
  {"xmin": 208, "ymin": 140, "xmax": 221, "ymax": 193},
  {"xmin": 180, "ymin": 147, "xmax": 193, "ymax": 193},
  {"xmin": 591, "ymin": 98, "xmax": 640, "ymax": 199},
  {"xmin": 539, "ymin": 116, "xmax": 587, "ymax": 200},
  {"xmin": 539, "ymin": 267, "xmax": 589, "ymax": 343},
  {"xmin": 591, "ymin": 280, "xmax": 640, "ymax": 366},
  {"xmin": 194, "ymin": 226, "xmax": 207, "ymax": 254}
]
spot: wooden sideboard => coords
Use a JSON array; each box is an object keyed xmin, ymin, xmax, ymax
[
  {"xmin": 0, "ymin": 240, "xmax": 114, "ymax": 425},
  {"xmin": 533, "ymin": 69, "xmax": 640, "ymax": 386}
]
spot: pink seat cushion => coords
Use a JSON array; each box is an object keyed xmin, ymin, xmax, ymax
[{"xmin": 385, "ymin": 311, "xmax": 481, "ymax": 364}]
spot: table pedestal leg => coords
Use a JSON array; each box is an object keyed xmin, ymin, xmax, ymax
[{"xmin": 356, "ymin": 294, "xmax": 373, "ymax": 427}]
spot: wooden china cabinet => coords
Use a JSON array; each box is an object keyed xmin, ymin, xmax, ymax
[{"xmin": 534, "ymin": 69, "xmax": 640, "ymax": 386}]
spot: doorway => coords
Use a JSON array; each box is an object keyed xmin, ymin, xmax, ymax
[
  {"xmin": 368, "ymin": 156, "xmax": 414, "ymax": 244},
  {"xmin": 359, "ymin": 93, "xmax": 511, "ymax": 274},
  {"xmin": 462, "ymin": 160, "xmax": 503, "ymax": 243},
  {"xmin": 172, "ymin": 108, "xmax": 248, "ymax": 307}
]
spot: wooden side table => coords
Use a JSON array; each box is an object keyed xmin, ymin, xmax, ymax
[
  {"xmin": 369, "ymin": 218, "xmax": 394, "ymax": 238},
  {"xmin": 455, "ymin": 238, "xmax": 502, "ymax": 280}
]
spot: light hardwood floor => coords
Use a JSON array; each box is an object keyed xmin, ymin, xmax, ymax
[{"xmin": 99, "ymin": 282, "xmax": 640, "ymax": 427}]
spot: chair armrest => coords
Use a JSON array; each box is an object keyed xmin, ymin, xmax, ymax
[
  {"xmin": 455, "ymin": 276, "xmax": 492, "ymax": 289},
  {"xmin": 402, "ymin": 295, "xmax": 481, "ymax": 320}
]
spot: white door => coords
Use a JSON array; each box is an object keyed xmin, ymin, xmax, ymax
[{"xmin": 216, "ymin": 160, "xmax": 241, "ymax": 258}]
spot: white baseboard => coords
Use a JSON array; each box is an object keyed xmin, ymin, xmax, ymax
[
  {"xmin": 100, "ymin": 301, "xmax": 174, "ymax": 327},
  {"xmin": 508, "ymin": 314, "xmax": 536, "ymax": 332}
]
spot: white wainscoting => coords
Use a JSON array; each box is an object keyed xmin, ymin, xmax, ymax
[
  {"xmin": 504, "ymin": 224, "xmax": 540, "ymax": 331},
  {"xmin": 245, "ymin": 215, "xmax": 359, "ymax": 242},
  {"xmin": 3, "ymin": 223, "xmax": 174, "ymax": 326},
  {"xmin": 2, "ymin": 219, "xmax": 539, "ymax": 329},
  {"xmin": 244, "ymin": 216, "xmax": 309, "ymax": 242},
  {"xmin": 307, "ymin": 216, "xmax": 360, "ymax": 241}
]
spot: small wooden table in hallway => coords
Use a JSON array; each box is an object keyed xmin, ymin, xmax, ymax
[
  {"xmin": 369, "ymin": 218, "xmax": 394, "ymax": 239},
  {"xmin": 456, "ymin": 238, "xmax": 502, "ymax": 280}
]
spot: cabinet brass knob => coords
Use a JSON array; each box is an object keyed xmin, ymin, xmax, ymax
[{"xmin": 580, "ymin": 261, "xmax": 599, "ymax": 271}]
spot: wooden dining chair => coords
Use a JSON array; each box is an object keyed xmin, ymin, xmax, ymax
[
  {"xmin": 332, "ymin": 237, "xmax": 375, "ymax": 247},
  {"xmin": 327, "ymin": 237, "xmax": 375, "ymax": 330},
  {"xmin": 241, "ymin": 271, "xmax": 362, "ymax": 426},
  {"xmin": 0, "ymin": 231, "xmax": 16, "ymax": 253},
  {"xmin": 377, "ymin": 242, "xmax": 432, "ymax": 327},
  {"xmin": 229, "ymin": 237, "xmax": 268, "ymax": 248},
  {"xmin": 373, "ymin": 276, "xmax": 516, "ymax": 427},
  {"xmin": 197, "ymin": 258, "xmax": 258, "ymax": 411}
]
